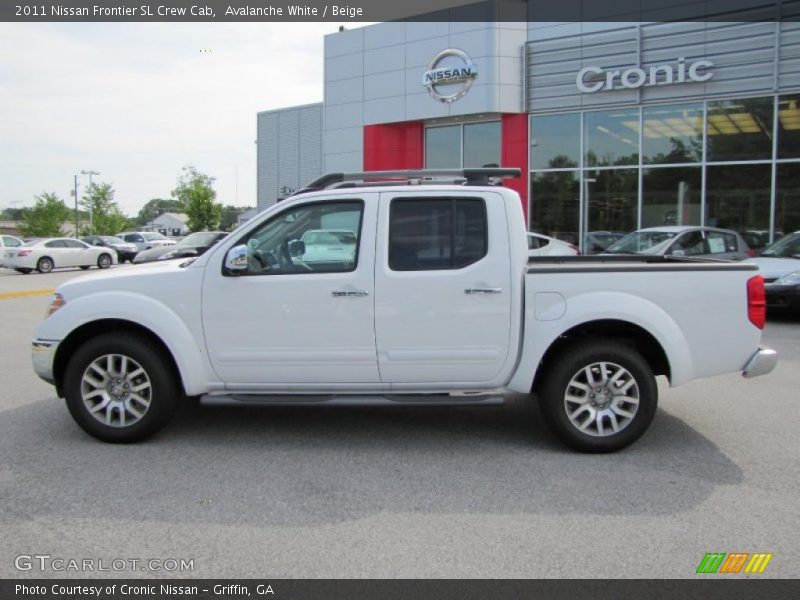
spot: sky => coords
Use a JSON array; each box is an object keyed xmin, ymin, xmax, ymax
[{"xmin": 0, "ymin": 22, "xmax": 365, "ymax": 216}]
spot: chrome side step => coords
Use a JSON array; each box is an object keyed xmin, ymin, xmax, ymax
[{"xmin": 199, "ymin": 394, "xmax": 505, "ymax": 407}]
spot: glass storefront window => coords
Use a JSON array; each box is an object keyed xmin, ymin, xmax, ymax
[
  {"xmin": 531, "ymin": 113, "xmax": 580, "ymax": 170},
  {"xmin": 706, "ymin": 164, "xmax": 771, "ymax": 241},
  {"xmin": 584, "ymin": 109, "xmax": 639, "ymax": 167},
  {"xmin": 584, "ymin": 169, "xmax": 638, "ymax": 253},
  {"xmin": 778, "ymin": 94, "xmax": 800, "ymax": 159},
  {"xmin": 775, "ymin": 163, "xmax": 800, "ymax": 243},
  {"xmin": 706, "ymin": 97, "xmax": 774, "ymax": 162},
  {"xmin": 463, "ymin": 121, "xmax": 501, "ymax": 168},
  {"xmin": 642, "ymin": 167, "xmax": 701, "ymax": 228},
  {"xmin": 425, "ymin": 125, "xmax": 461, "ymax": 168},
  {"xmin": 642, "ymin": 103, "xmax": 703, "ymax": 164},
  {"xmin": 530, "ymin": 171, "xmax": 580, "ymax": 246}
]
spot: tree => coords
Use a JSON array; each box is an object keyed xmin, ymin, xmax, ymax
[
  {"xmin": 172, "ymin": 166, "xmax": 222, "ymax": 232},
  {"xmin": 136, "ymin": 197, "xmax": 186, "ymax": 226},
  {"xmin": 20, "ymin": 193, "xmax": 71, "ymax": 237},
  {"xmin": 80, "ymin": 182, "xmax": 131, "ymax": 235},
  {"xmin": 220, "ymin": 205, "xmax": 254, "ymax": 231}
]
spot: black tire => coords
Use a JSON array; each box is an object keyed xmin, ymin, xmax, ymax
[
  {"xmin": 97, "ymin": 253, "xmax": 112, "ymax": 269},
  {"xmin": 537, "ymin": 340, "xmax": 658, "ymax": 453},
  {"xmin": 15, "ymin": 268, "xmax": 32, "ymax": 274},
  {"xmin": 63, "ymin": 333, "xmax": 181, "ymax": 443},
  {"xmin": 36, "ymin": 256, "xmax": 54, "ymax": 273}
]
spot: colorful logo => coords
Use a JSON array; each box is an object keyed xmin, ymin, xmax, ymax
[{"xmin": 696, "ymin": 552, "xmax": 773, "ymax": 574}]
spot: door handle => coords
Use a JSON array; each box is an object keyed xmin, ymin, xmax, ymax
[
  {"xmin": 465, "ymin": 287, "xmax": 502, "ymax": 295},
  {"xmin": 332, "ymin": 289, "xmax": 369, "ymax": 297}
]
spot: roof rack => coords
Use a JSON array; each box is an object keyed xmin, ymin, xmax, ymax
[{"xmin": 291, "ymin": 168, "xmax": 521, "ymax": 196}]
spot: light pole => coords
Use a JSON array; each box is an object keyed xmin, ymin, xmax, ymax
[{"xmin": 81, "ymin": 169, "xmax": 100, "ymax": 234}]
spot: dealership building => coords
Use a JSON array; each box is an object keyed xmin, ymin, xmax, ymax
[{"xmin": 256, "ymin": 17, "xmax": 800, "ymax": 251}]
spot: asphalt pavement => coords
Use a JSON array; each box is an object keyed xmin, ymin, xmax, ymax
[{"xmin": 0, "ymin": 265, "xmax": 798, "ymax": 578}]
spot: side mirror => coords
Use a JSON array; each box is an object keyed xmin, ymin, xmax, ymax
[
  {"xmin": 288, "ymin": 239, "xmax": 305, "ymax": 258},
  {"xmin": 224, "ymin": 244, "xmax": 248, "ymax": 272}
]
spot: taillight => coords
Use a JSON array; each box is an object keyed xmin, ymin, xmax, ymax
[
  {"xmin": 747, "ymin": 275, "xmax": 766, "ymax": 330},
  {"xmin": 569, "ymin": 244, "xmax": 581, "ymax": 255},
  {"xmin": 747, "ymin": 248, "xmax": 757, "ymax": 257},
  {"xmin": 18, "ymin": 249, "xmax": 32, "ymax": 256}
]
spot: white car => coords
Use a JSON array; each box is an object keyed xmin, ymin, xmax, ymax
[
  {"xmin": 0, "ymin": 234, "xmax": 23, "ymax": 267},
  {"xmin": 527, "ymin": 232, "xmax": 579, "ymax": 257},
  {"xmin": 116, "ymin": 231, "xmax": 177, "ymax": 252},
  {"xmin": 298, "ymin": 229, "xmax": 357, "ymax": 264},
  {"xmin": 6, "ymin": 238, "xmax": 116, "ymax": 274},
  {"xmin": 31, "ymin": 168, "xmax": 776, "ymax": 452}
]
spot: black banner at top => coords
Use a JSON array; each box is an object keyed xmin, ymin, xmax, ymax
[{"xmin": 3, "ymin": 0, "xmax": 800, "ymax": 23}]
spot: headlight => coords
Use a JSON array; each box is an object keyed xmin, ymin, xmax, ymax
[
  {"xmin": 774, "ymin": 271, "xmax": 800, "ymax": 286},
  {"xmin": 46, "ymin": 292, "xmax": 66, "ymax": 317}
]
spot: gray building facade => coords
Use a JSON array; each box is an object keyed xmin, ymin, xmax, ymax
[
  {"xmin": 256, "ymin": 103, "xmax": 322, "ymax": 210},
  {"xmin": 256, "ymin": 15, "xmax": 800, "ymax": 251}
]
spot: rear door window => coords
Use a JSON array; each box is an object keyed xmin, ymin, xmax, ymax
[
  {"xmin": 389, "ymin": 198, "xmax": 487, "ymax": 271},
  {"xmin": 706, "ymin": 231, "xmax": 738, "ymax": 254}
]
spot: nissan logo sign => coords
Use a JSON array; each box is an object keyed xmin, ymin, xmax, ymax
[
  {"xmin": 576, "ymin": 57, "xmax": 714, "ymax": 93},
  {"xmin": 422, "ymin": 49, "xmax": 478, "ymax": 104}
]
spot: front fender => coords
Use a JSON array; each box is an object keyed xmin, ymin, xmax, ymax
[
  {"xmin": 35, "ymin": 291, "xmax": 216, "ymax": 396},
  {"xmin": 507, "ymin": 291, "xmax": 693, "ymax": 393}
]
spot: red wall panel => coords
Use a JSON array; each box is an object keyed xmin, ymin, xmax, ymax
[
  {"xmin": 363, "ymin": 122, "xmax": 424, "ymax": 171},
  {"xmin": 501, "ymin": 113, "xmax": 529, "ymax": 223},
  {"xmin": 363, "ymin": 116, "xmax": 528, "ymax": 222}
]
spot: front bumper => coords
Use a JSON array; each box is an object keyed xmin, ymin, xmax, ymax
[
  {"xmin": 32, "ymin": 339, "xmax": 59, "ymax": 384},
  {"xmin": 742, "ymin": 346, "xmax": 778, "ymax": 379}
]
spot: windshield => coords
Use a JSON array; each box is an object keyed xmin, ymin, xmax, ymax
[
  {"xmin": 143, "ymin": 232, "xmax": 168, "ymax": 241},
  {"xmin": 760, "ymin": 232, "xmax": 800, "ymax": 257},
  {"xmin": 176, "ymin": 232, "xmax": 222, "ymax": 248},
  {"xmin": 100, "ymin": 236, "xmax": 125, "ymax": 244},
  {"xmin": 607, "ymin": 231, "xmax": 680, "ymax": 254}
]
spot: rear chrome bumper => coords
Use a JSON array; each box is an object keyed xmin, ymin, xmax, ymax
[
  {"xmin": 32, "ymin": 339, "xmax": 59, "ymax": 384},
  {"xmin": 742, "ymin": 347, "xmax": 778, "ymax": 379}
]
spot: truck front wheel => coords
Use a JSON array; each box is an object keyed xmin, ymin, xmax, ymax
[
  {"xmin": 63, "ymin": 333, "xmax": 181, "ymax": 443},
  {"xmin": 538, "ymin": 340, "xmax": 658, "ymax": 453}
]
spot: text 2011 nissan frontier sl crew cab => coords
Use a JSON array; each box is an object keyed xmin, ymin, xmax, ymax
[{"xmin": 31, "ymin": 169, "xmax": 777, "ymax": 452}]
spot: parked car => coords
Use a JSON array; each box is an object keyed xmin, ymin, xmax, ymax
[
  {"xmin": 527, "ymin": 232, "xmax": 579, "ymax": 257},
  {"xmin": 7, "ymin": 238, "xmax": 116, "ymax": 273},
  {"xmin": 116, "ymin": 231, "xmax": 177, "ymax": 252},
  {"xmin": 294, "ymin": 229, "xmax": 357, "ymax": 265},
  {"xmin": 751, "ymin": 231, "xmax": 800, "ymax": 313},
  {"xmin": 133, "ymin": 231, "xmax": 227, "ymax": 264},
  {"xmin": 606, "ymin": 226, "xmax": 753, "ymax": 261},
  {"xmin": 82, "ymin": 235, "xmax": 139, "ymax": 263},
  {"xmin": 31, "ymin": 168, "xmax": 775, "ymax": 452},
  {"xmin": 0, "ymin": 234, "xmax": 23, "ymax": 267},
  {"xmin": 583, "ymin": 231, "xmax": 626, "ymax": 255}
]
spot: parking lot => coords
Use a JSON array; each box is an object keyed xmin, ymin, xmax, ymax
[{"xmin": 0, "ymin": 265, "xmax": 798, "ymax": 578}]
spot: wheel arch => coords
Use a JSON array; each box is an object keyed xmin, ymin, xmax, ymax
[
  {"xmin": 53, "ymin": 319, "xmax": 182, "ymax": 397},
  {"xmin": 531, "ymin": 319, "xmax": 671, "ymax": 396}
]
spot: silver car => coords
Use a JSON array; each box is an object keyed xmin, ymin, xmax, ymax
[{"xmin": 606, "ymin": 226, "xmax": 754, "ymax": 261}]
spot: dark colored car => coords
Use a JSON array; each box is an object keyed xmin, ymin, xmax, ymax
[
  {"xmin": 752, "ymin": 232, "xmax": 800, "ymax": 313},
  {"xmin": 82, "ymin": 235, "xmax": 139, "ymax": 263},
  {"xmin": 132, "ymin": 231, "xmax": 227, "ymax": 264}
]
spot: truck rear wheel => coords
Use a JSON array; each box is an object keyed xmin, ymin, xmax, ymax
[
  {"xmin": 538, "ymin": 340, "xmax": 657, "ymax": 453},
  {"xmin": 63, "ymin": 333, "xmax": 180, "ymax": 443}
]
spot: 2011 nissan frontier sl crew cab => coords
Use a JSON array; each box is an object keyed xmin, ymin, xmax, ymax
[{"xmin": 31, "ymin": 169, "xmax": 777, "ymax": 452}]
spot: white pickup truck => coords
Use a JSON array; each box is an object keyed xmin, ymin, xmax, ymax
[{"xmin": 31, "ymin": 169, "xmax": 777, "ymax": 452}]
